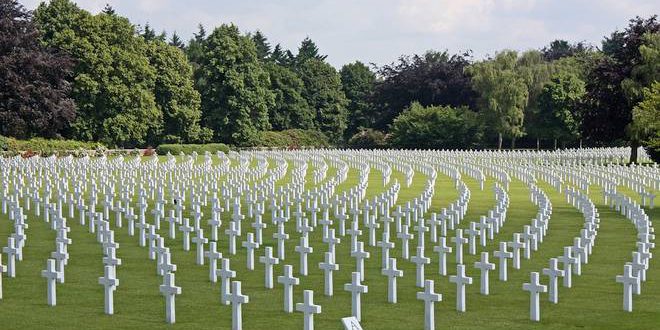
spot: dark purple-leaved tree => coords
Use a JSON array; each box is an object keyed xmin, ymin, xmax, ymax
[{"xmin": 0, "ymin": 0, "xmax": 75, "ymax": 139}]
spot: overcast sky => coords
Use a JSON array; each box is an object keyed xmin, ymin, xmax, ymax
[{"xmin": 21, "ymin": 0, "xmax": 660, "ymax": 67}]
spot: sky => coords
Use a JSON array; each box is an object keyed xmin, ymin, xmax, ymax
[{"xmin": 21, "ymin": 0, "xmax": 660, "ymax": 67}]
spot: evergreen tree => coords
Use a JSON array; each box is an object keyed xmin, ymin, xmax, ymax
[
  {"xmin": 252, "ymin": 30, "xmax": 271, "ymax": 61},
  {"xmin": 296, "ymin": 37, "xmax": 327, "ymax": 64},
  {"xmin": 298, "ymin": 59, "xmax": 348, "ymax": 141}
]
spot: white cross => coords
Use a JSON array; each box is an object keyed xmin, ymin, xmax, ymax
[
  {"xmin": 318, "ymin": 252, "xmax": 338, "ymax": 296},
  {"xmin": 3, "ymin": 237, "xmax": 19, "ymax": 278},
  {"xmin": 295, "ymin": 236, "xmax": 313, "ymax": 276},
  {"xmin": 344, "ymin": 272, "xmax": 368, "ymax": 322},
  {"xmin": 273, "ymin": 224, "xmax": 289, "ymax": 260},
  {"xmin": 241, "ymin": 232, "xmax": 260, "ymax": 270},
  {"xmin": 381, "ymin": 257, "xmax": 403, "ymax": 303},
  {"xmin": 259, "ymin": 246, "xmax": 279, "ymax": 289},
  {"xmin": 41, "ymin": 259, "xmax": 63, "ymax": 306},
  {"xmin": 416, "ymin": 279, "xmax": 442, "ymax": 330},
  {"xmin": 542, "ymin": 257, "xmax": 564, "ymax": 304},
  {"xmin": 350, "ymin": 241, "xmax": 370, "ymax": 281},
  {"xmin": 474, "ymin": 251, "xmax": 495, "ymax": 295},
  {"xmin": 522, "ymin": 272, "xmax": 547, "ymax": 322},
  {"xmin": 205, "ymin": 241, "xmax": 223, "ymax": 282},
  {"xmin": 433, "ymin": 236, "xmax": 452, "ymax": 276},
  {"xmin": 216, "ymin": 258, "xmax": 236, "ymax": 305},
  {"xmin": 179, "ymin": 218, "xmax": 194, "ymax": 251},
  {"xmin": 449, "ymin": 264, "xmax": 473, "ymax": 312},
  {"xmin": 451, "ymin": 229, "xmax": 468, "ymax": 264},
  {"xmin": 296, "ymin": 290, "xmax": 322, "ymax": 330},
  {"xmin": 192, "ymin": 229, "xmax": 209, "ymax": 265},
  {"xmin": 277, "ymin": 264, "xmax": 300, "ymax": 313},
  {"xmin": 557, "ymin": 246, "xmax": 578, "ymax": 288},
  {"xmin": 508, "ymin": 233, "xmax": 525, "ymax": 269},
  {"xmin": 615, "ymin": 264, "xmax": 638, "ymax": 312},
  {"xmin": 408, "ymin": 239, "xmax": 430, "ymax": 285},
  {"xmin": 98, "ymin": 265, "xmax": 119, "ymax": 315},
  {"xmin": 397, "ymin": 225, "xmax": 414, "ymax": 260},
  {"xmin": 228, "ymin": 281, "xmax": 249, "ymax": 330}
]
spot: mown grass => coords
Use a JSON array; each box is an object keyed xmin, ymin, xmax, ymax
[{"xmin": 0, "ymin": 156, "xmax": 657, "ymax": 329}]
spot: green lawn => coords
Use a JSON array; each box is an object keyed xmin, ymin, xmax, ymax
[{"xmin": 0, "ymin": 155, "xmax": 658, "ymax": 329}]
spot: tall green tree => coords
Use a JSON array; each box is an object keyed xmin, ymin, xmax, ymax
[
  {"xmin": 251, "ymin": 30, "xmax": 271, "ymax": 61},
  {"xmin": 0, "ymin": 0, "xmax": 76, "ymax": 139},
  {"xmin": 197, "ymin": 24, "xmax": 274, "ymax": 145},
  {"xmin": 265, "ymin": 63, "xmax": 315, "ymax": 130},
  {"xmin": 36, "ymin": 0, "xmax": 162, "ymax": 147},
  {"xmin": 169, "ymin": 31, "xmax": 184, "ymax": 49},
  {"xmin": 466, "ymin": 51, "xmax": 529, "ymax": 149},
  {"xmin": 146, "ymin": 39, "xmax": 211, "ymax": 143},
  {"xmin": 340, "ymin": 61, "xmax": 376, "ymax": 138},
  {"xmin": 582, "ymin": 16, "xmax": 659, "ymax": 162},
  {"xmin": 296, "ymin": 37, "xmax": 327, "ymax": 64},
  {"xmin": 298, "ymin": 59, "xmax": 348, "ymax": 142},
  {"xmin": 536, "ymin": 72, "xmax": 586, "ymax": 148}
]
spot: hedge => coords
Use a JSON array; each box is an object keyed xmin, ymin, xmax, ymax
[
  {"xmin": 155, "ymin": 143, "xmax": 231, "ymax": 155},
  {"xmin": 255, "ymin": 129, "xmax": 331, "ymax": 148},
  {"xmin": 0, "ymin": 136, "xmax": 105, "ymax": 156}
]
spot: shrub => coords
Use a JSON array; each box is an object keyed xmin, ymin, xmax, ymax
[
  {"xmin": 254, "ymin": 129, "xmax": 331, "ymax": 148},
  {"xmin": 348, "ymin": 128, "xmax": 387, "ymax": 149},
  {"xmin": 155, "ymin": 143, "xmax": 230, "ymax": 155},
  {"xmin": 389, "ymin": 102, "xmax": 483, "ymax": 149}
]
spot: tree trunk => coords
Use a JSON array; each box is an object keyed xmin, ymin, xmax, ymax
[
  {"xmin": 511, "ymin": 137, "xmax": 516, "ymax": 150},
  {"xmin": 629, "ymin": 140, "xmax": 639, "ymax": 164},
  {"xmin": 536, "ymin": 138, "xmax": 540, "ymax": 151},
  {"xmin": 497, "ymin": 133, "xmax": 502, "ymax": 150},
  {"xmin": 579, "ymin": 139, "xmax": 583, "ymax": 149},
  {"xmin": 553, "ymin": 139, "xmax": 557, "ymax": 150}
]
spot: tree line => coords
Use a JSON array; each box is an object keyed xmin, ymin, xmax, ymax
[{"xmin": 0, "ymin": 0, "xmax": 658, "ymax": 161}]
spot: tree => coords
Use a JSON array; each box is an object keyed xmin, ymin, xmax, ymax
[
  {"xmin": 372, "ymin": 51, "xmax": 477, "ymax": 130},
  {"xmin": 271, "ymin": 43, "xmax": 295, "ymax": 67},
  {"xmin": 340, "ymin": 61, "xmax": 376, "ymax": 138},
  {"xmin": 536, "ymin": 72, "xmax": 586, "ymax": 148},
  {"xmin": 197, "ymin": 24, "xmax": 274, "ymax": 145},
  {"xmin": 101, "ymin": 3, "xmax": 115, "ymax": 15},
  {"xmin": 0, "ymin": 0, "xmax": 76, "ymax": 139},
  {"xmin": 298, "ymin": 59, "xmax": 348, "ymax": 142},
  {"xmin": 631, "ymin": 82, "xmax": 660, "ymax": 162},
  {"xmin": 265, "ymin": 63, "xmax": 315, "ymax": 130},
  {"xmin": 142, "ymin": 22, "xmax": 156, "ymax": 41},
  {"xmin": 389, "ymin": 102, "xmax": 483, "ymax": 149},
  {"xmin": 466, "ymin": 50, "xmax": 529, "ymax": 149},
  {"xmin": 541, "ymin": 39, "xmax": 591, "ymax": 61},
  {"xmin": 36, "ymin": 0, "xmax": 161, "ymax": 147},
  {"xmin": 252, "ymin": 30, "xmax": 271, "ymax": 61},
  {"xmin": 516, "ymin": 50, "xmax": 558, "ymax": 147},
  {"xmin": 581, "ymin": 16, "xmax": 659, "ymax": 162},
  {"xmin": 146, "ymin": 39, "xmax": 211, "ymax": 143},
  {"xmin": 169, "ymin": 31, "xmax": 184, "ymax": 49},
  {"xmin": 296, "ymin": 37, "xmax": 327, "ymax": 64}
]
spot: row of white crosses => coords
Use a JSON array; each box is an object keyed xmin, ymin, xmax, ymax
[
  {"xmin": 610, "ymin": 189, "xmax": 654, "ymax": 312},
  {"xmin": 1, "ymin": 148, "xmax": 655, "ymax": 329}
]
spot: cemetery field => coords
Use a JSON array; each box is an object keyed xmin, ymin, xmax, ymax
[{"xmin": 0, "ymin": 150, "xmax": 658, "ymax": 329}]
